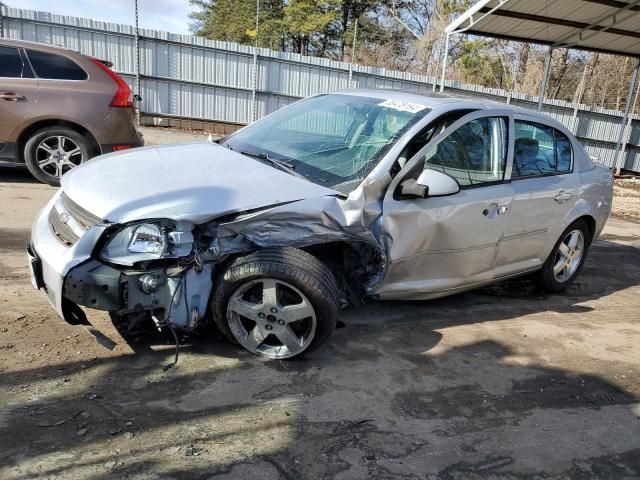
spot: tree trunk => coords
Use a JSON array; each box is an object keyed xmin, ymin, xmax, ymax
[
  {"xmin": 573, "ymin": 53, "xmax": 598, "ymax": 105},
  {"xmin": 551, "ymin": 49, "xmax": 569, "ymax": 99},
  {"xmin": 514, "ymin": 43, "xmax": 530, "ymax": 91},
  {"xmin": 615, "ymin": 57, "xmax": 630, "ymax": 110}
]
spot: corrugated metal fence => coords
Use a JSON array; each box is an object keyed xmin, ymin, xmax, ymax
[{"xmin": 2, "ymin": 6, "xmax": 640, "ymax": 172}]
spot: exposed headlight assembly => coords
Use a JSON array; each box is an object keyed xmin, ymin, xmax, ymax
[{"xmin": 101, "ymin": 221, "xmax": 194, "ymax": 266}]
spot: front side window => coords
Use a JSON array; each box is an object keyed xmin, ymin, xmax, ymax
[
  {"xmin": 513, "ymin": 121, "xmax": 573, "ymax": 178},
  {"xmin": 25, "ymin": 50, "xmax": 87, "ymax": 80},
  {"xmin": 224, "ymin": 94, "xmax": 430, "ymax": 193},
  {"xmin": 420, "ymin": 116, "xmax": 508, "ymax": 187},
  {"xmin": 0, "ymin": 46, "xmax": 32, "ymax": 78}
]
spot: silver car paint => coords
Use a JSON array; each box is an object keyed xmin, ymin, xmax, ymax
[
  {"xmin": 61, "ymin": 142, "xmax": 338, "ymax": 224},
  {"xmin": 31, "ymin": 90, "xmax": 613, "ymax": 324}
]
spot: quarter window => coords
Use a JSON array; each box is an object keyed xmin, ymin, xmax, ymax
[
  {"xmin": 421, "ymin": 116, "xmax": 508, "ymax": 187},
  {"xmin": 513, "ymin": 121, "xmax": 573, "ymax": 178},
  {"xmin": 555, "ymin": 130, "xmax": 573, "ymax": 174},
  {"xmin": 25, "ymin": 50, "xmax": 87, "ymax": 80},
  {"xmin": 0, "ymin": 46, "xmax": 32, "ymax": 78}
]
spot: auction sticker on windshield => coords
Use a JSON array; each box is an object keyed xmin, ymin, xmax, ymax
[{"xmin": 378, "ymin": 100, "xmax": 428, "ymax": 113}]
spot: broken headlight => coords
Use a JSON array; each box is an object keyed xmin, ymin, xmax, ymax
[
  {"xmin": 129, "ymin": 224, "xmax": 165, "ymax": 254},
  {"xmin": 100, "ymin": 221, "xmax": 194, "ymax": 266}
]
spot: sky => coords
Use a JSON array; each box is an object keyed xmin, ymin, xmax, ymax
[{"xmin": 4, "ymin": 0, "xmax": 194, "ymax": 35}]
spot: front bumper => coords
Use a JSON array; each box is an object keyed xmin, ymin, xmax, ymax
[
  {"xmin": 30, "ymin": 192, "xmax": 213, "ymax": 328},
  {"xmin": 29, "ymin": 191, "xmax": 108, "ymax": 318}
]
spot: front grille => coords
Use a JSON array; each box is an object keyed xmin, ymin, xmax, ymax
[
  {"xmin": 60, "ymin": 193, "xmax": 101, "ymax": 229},
  {"xmin": 49, "ymin": 193, "xmax": 102, "ymax": 246}
]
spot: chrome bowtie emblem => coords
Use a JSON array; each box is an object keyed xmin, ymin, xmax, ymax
[{"xmin": 59, "ymin": 212, "xmax": 71, "ymax": 224}]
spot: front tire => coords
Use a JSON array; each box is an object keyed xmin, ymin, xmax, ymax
[
  {"xmin": 24, "ymin": 127, "xmax": 93, "ymax": 186},
  {"xmin": 536, "ymin": 219, "xmax": 591, "ymax": 292},
  {"xmin": 211, "ymin": 247, "xmax": 339, "ymax": 359}
]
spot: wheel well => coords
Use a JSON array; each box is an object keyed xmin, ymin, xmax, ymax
[
  {"xmin": 16, "ymin": 120, "xmax": 100, "ymax": 162},
  {"xmin": 575, "ymin": 215, "xmax": 596, "ymax": 243},
  {"xmin": 301, "ymin": 241, "xmax": 384, "ymax": 303}
]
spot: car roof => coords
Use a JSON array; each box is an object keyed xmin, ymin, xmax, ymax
[
  {"xmin": 332, "ymin": 89, "xmax": 563, "ymax": 129},
  {"xmin": 0, "ymin": 37, "xmax": 82, "ymax": 55}
]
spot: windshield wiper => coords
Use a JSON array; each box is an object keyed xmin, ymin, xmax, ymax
[{"xmin": 239, "ymin": 150, "xmax": 305, "ymax": 178}]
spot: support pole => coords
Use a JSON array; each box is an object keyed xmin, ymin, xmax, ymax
[
  {"xmin": 134, "ymin": 0, "xmax": 141, "ymax": 126},
  {"xmin": 251, "ymin": 0, "xmax": 260, "ymax": 123},
  {"xmin": 613, "ymin": 58, "xmax": 640, "ymax": 175},
  {"xmin": 537, "ymin": 46, "xmax": 553, "ymax": 112},
  {"xmin": 438, "ymin": 33, "xmax": 450, "ymax": 93},
  {"xmin": 0, "ymin": 2, "xmax": 5, "ymax": 38},
  {"xmin": 348, "ymin": 18, "xmax": 358, "ymax": 88}
]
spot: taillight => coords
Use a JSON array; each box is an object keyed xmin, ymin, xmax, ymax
[{"xmin": 89, "ymin": 58, "xmax": 133, "ymax": 108}]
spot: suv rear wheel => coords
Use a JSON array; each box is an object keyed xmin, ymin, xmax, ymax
[
  {"xmin": 24, "ymin": 127, "xmax": 92, "ymax": 186},
  {"xmin": 211, "ymin": 247, "xmax": 339, "ymax": 359}
]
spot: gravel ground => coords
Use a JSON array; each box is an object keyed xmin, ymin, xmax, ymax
[{"xmin": 1, "ymin": 128, "xmax": 639, "ymax": 479}]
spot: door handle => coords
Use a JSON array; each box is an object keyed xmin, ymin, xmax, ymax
[
  {"xmin": 483, "ymin": 204, "xmax": 508, "ymax": 218},
  {"xmin": 0, "ymin": 92, "xmax": 26, "ymax": 102},
  {"xmin": 554, "ymin": 191, "xmax": 573, "ymax": 203}
]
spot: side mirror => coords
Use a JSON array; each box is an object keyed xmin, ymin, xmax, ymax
[
  {"xmin": 416, "ymin": 169, "xmax": 459, "ymax": 196},
  {"xmin": 399, "ymin": 169, "xmax": 459, "ymax": 199}
]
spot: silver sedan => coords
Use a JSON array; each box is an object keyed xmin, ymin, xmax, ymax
[{"xmin": 29, "ymin": 90, "xmax": 613, "ymax": 359}]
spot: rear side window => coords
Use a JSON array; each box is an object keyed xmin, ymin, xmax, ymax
[
  {"xmin": 513, "ymin": 121, "xmax": 573, "ymax": 178},
  {"xmin": 0, "ymin": 46, "xmax": 32, "ymax": 78},
  {"xmin": 25, "ymin": 50, "xmax": 87, "ymax": 80}
]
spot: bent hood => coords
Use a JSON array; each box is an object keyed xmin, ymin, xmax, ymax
[{"xmin": 62, "ymin": 142, "xmax": 339, "ymax": 224}]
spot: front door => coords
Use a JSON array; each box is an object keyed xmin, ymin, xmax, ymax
[
  {"xmin": 0, "ymin": 45, "xmax": 39, "ymax": 158},
  {"xmin": 376, "ymin": 110, "xmax": 515, "ymax": 299}
]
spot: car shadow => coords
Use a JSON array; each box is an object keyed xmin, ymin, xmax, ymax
[
  {"xmin": 1, "ymin": 338, "xmax": 638, "ymax": 478},
  {"xmin": 37, "ymin": 235, "xmax": 640, "ymax": 372},
  {"xmin": 0, "ymin": 164, "xmax": 39, "ymax": 184},
  {"xmin": 0, "ymin": 234, "xmax": 638, "ymax": 477}
]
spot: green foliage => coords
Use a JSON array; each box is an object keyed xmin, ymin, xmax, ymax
[
  {"xmin": 284, "ymin": 0, "xmax": 338, "ymax": 36},
  {"xmin": 189, "ymin": 0, "xmax": 286, "ymax": 49},
  {"xmin": 189, "ymin": 0, "xmax": 382, "ymax": 57},
  {"xmin": 455, "ymin": 39, "xmax": 510, "ymax": 89}
]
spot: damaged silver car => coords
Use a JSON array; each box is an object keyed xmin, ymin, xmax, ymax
[{"xmin": 28, "ymin": 90, "xmax": 613, "ymax": 359}]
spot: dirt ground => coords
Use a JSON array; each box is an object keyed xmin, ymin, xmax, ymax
[
  {"xmin": 1, "ymin": 129, "xmax": 640, "ymax": 479},
  {"xmin": 613, "ymin": 178, "xmax": 640, "ymax": 223}
]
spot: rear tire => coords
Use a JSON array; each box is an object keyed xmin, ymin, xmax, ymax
[
  {"xmin": 211, "ymin": 247, "xmax": 339, "ymax": 359},
  {"xmin": 536, "ymin": 219, "xmax": 591, "ymax": 292},
  {"xmin": 24, "ymin": 127, "xmax": 93, "ymax": 186}
]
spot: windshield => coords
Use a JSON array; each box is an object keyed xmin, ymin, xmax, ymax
[{"xmin": 223, "ymin": 94, "xmax": 430, "ymax": 193}]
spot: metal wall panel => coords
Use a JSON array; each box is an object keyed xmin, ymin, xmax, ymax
[{"xmin": 2, "ymin": 6, "xmax": 639, "ymax": 172}]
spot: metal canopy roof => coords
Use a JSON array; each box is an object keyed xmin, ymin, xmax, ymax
[{"xmin": 446, "ymin": 0, "xmax": 640, "ymax": 58}]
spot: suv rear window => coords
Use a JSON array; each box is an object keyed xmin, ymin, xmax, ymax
[
  {"xmin": 0, "ymin": 46, "xmax": 33, "ymax": 78},
  {"xmin": 25, "ymin": 49, "xmax": 87, "ymax": 80}
]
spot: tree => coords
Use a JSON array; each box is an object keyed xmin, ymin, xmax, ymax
[
  {"xmin": 384, "ymin": 0, "xmax": 471, "ymax": 74},
  {"xmin": 189, "ymin": 0, "xmax": 286, "ymax": 49},
  {"xmin": 283, "ymin": 0, "xmax": 338, "ymax": 55}
]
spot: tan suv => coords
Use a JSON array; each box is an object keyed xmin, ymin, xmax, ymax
[{"xmin": 0, "ymin": 38, "xmax": 143, "ymax": 185}]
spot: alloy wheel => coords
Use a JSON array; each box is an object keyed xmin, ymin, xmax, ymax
[
  {"xmin": 227, "ymin": 278, "xmax": 317, "ymax": 359},
  {"xmin": 553, "ymin": 229, "xmax": 585, "ymax": 283},
  {"xmin": 35, "ymin": 135, "xmax": 84, "ymax": 179}
]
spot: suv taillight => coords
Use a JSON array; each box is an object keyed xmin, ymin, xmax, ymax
[{"xmin": 90, "ymin": 58, "xmax": 133, "ymax": 108}]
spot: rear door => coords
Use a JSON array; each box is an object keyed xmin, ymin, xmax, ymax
[
  {"xmin": 494, "ymin": 116, "xmax": 580, "ymax": 276},
  {"xmin": 376, "ymin": 109, "xmax": 515, "ymax": 299},
  {"xmin": 0, "ymin": 45, "xmax": 39, "ymax": 159}
]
